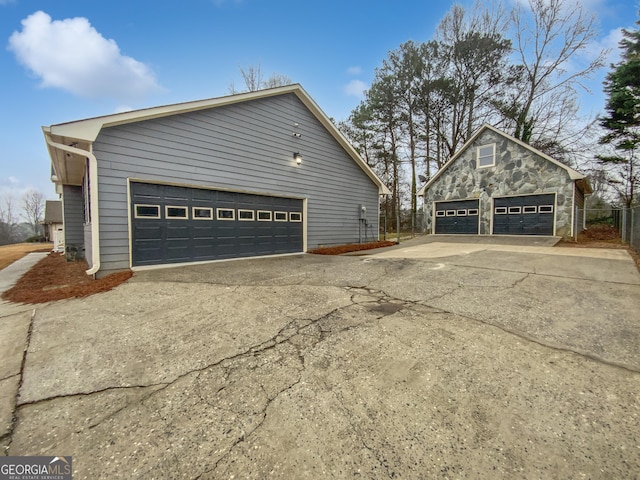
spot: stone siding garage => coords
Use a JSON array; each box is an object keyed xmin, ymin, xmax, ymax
[{"xmin": 419, "ymin": 124, "xmax": 591, "ymax": 238}]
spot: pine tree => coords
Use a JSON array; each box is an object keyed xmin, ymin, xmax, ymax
[{"xmin": 598, "ymin": 18, "xmax": 640, "ymax": 207}]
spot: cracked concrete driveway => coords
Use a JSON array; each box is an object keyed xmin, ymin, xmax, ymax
[{"xmin": 1, "ymin": 240, "xmax": 639, "ymax": 479}]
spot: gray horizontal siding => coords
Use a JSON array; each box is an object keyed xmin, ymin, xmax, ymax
[
  {"xmin": 93, "ymin": 93, "xmax": 379, "ymax": 274},
  {"xmin": 63, "ymin": 185, "xmax": 84, "ymax": 246}
]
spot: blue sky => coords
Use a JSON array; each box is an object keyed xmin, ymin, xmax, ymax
[{"xmin": 0, "ymin": 0, "xmax": 637, "ymax": 200}]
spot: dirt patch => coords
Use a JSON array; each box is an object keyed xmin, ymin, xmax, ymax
[
  {"xmin": 308, "ymin": 241, "xmax": 398, "ymax": 255},
  {"xmin": 1, "ymin": 253, "xmax": 132, "ymax": 304},
  {"xmin": 0, "ymin": 243, "xmax": 52, "ymax": 271}
]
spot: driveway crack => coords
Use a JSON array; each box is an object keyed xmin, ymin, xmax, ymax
[
  {"xmin": 3, "ymin": 308, "xmax": 36, "ymax": 454},
  {"xmin": 442, "ymin": 310, "xmax": 640, "ymax": 374}
]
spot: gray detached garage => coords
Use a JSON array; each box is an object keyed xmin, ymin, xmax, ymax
[
  {"xmin": 43, "ymin": 84, "xmax": 390, "ymax": 277},
  {"xmin": 419, "ymin": 124, "xmax": 592, "ymax": 239}
]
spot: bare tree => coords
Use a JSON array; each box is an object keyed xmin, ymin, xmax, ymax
[
  {"xmin": 0, "ymin": 194, "xmax": 19, "ymax": 245},
  {"xmin": 263, "ymin": 73, "xmax": 293, "ymax": 89},
  {"xmin": 229, "ymin": 64, "xmax": 292, "ymax": 93},
  {"xmin": 509, "ymin": 0, "xmax": 606, "ymax": 143},
  {"xmin": 22, "ymin": 189, "xmax": 45, "ymax": 236}
]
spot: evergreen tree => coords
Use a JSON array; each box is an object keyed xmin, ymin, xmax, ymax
[{"xmin": 598, "ymin": 18, "xmax": 640, "ymax": 207}]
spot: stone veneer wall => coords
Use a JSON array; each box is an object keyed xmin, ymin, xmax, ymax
[{"xmin": 423, "ymin": 129, "xmax": 575, "ymax": 237}]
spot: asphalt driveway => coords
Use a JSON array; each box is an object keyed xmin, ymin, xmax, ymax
[{"xmin": 1, "ymin": 239, "xmax": 639, "ymax": 479}]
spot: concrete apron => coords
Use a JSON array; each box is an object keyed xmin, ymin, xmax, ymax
[{"xmin": 1, "ymin": 245, "xmax": 639, "ymax": 479}]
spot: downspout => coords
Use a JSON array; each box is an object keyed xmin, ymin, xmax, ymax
[
  {"xmin": 571, "ymin": 182, "xmax": 576, "ymax": 239},
  {"xmin": 43, "ymin": 136, "xmax": 100, "ymax": 276}
]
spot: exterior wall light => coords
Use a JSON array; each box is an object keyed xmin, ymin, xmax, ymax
[{"xmin": 293, "ymin": 152, "xmax": 302, "ymax": 165}]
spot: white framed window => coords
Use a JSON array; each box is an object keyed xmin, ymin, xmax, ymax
[
  {"xmin": 257, "ymin": 210, "xmax": 272, "ymax": 221},
  {"xmin": 446, "ymin": 210, "xmax": 456, "ymax": 217},
  {"xmin": 539, "ymin": 205, "xmax": 554, "ymax": 214},
  {"xmin": 523, "ymin": 206, "xmax": 537, "ymax": 214},
  {"xmin": 467, "ymin": 209, "xmax": 479, "ymax": 216},
  {"xmin": 289, "ymin": 212, "xmax": 302, "ymax": 222},
  {"xmin": 456, "ymin": 209, "xmax": 467, "ymax": 217},
  {"xmin": 436, "ymin": 210, "xmax": 446, "ymax": 217},
  {"xmin": 135, "ymin": 204, "xmax": 161, "ymax": 219},
  {"xmin": 238, "ymin": 209, "xmax": 255, "ymax": 221},
  {"xmin": 166, "ymin": 205, "xmax": 188, "ymax": 219},
  {"xmin": 477, "ymin": 144, "xmax": 496, "ymax": 168},
  {"xmin": 274, "ymin": 211, "xmax": 288, "ymax": 222},
  {"xmin": 495, "ymin": 207, "xmax": 508, "ymax": 215},
  {"xmin": 192, "ymin": 207, "xmax": 213, "ymax": 220},
  {"xmin": 217, "ymin": 208, "xmax": 235, "ymax": 220},
  {"xmin": 508, "ymin": 206, "xmax": 522, "ymax": 214}
]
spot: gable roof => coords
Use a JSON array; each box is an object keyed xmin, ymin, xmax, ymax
[
  {"xmin": 417, "ymin": 124, "xmax": 590, "ymax": 196},
  {"xmin": 43, "ymin": 84, "xmax": 390, "ymax": 195},
  {"xmin": 43, "ymin": 200, "xmax": 62, "ymax": 224}
]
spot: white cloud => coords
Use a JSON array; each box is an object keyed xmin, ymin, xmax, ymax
[
  {"xmin": 597, "ymin": 27, "xmax": 626, "ymax": 65},
  {"xmin": 8, "ymin": 11, "xmax": 163, "ymax": 101},
  {"xmin": 347, "ymin": 66, "xmax": 362, "ymax": 75},
  {"xmin": 114, "ymin": 105, "xmax": 134, "ymax": 114},
  {"xmin": 8, "ymin": 176, "xmax": 19, "ymax": 185},
  {"xmin": 344, "ymin": 79, "xmax": 367, "ymax": 99},
  {"xmin": 0, "ymin": 0, "xmax": 16, "ymax": 5}
]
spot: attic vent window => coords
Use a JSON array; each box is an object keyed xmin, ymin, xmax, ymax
[{"xmin": 477, "ymin": 144, "xmax": 496, "ymax": 168}]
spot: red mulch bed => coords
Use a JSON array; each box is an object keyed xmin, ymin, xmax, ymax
[
  {"xmin": 4, "ymin": 228, "xmax": 636, "ymax": 305},
  {"xmin": 1, "ymin": 252, "xmax": 132, "ymax": 304},
  {"xmin": 3, "ymin": 242, "xmax": 395, "ymax": 304},
  {"xmin": 308, "ymin": 241, "xmax": 398, "ymax": 255}
]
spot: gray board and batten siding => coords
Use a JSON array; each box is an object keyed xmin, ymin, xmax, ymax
[{"xmin": 93, "ymin": 92, "xmax": 380, "ymax": 274}]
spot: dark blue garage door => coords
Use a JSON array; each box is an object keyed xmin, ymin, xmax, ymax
[
  {"xmin": 131, "ymin": 182, "xmax": 303, "ymax": 267},
  {"xmin": 434, "ymin": 200, "xmax": 480, "ymax": 234},
  {"xmin": 492, "ymin": 194, "xmax": 555, "ymax": 235}
]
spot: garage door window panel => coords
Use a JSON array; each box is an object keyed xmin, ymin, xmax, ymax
[
  {"xmin": 467, "ymin": 209, "xmax": 479, "ymax": 216},
  {"xmin": 495, "ymin": 207, "xmax": 507, "ymax": 214},
  {"xmin": 238, "ymin": 209, "xmax": 255, "ymax": 221},
  {"xmin": 257, "ymin": 210, "xmax": 272, "ymax": 221},
  {"xmin": 523, "ymin": 206, "xmax": 537, "ymax": 214},
  {"xmin": 289, "ymin": 212, "xmax": 302, "ymax": 222},
  {"xmin": 135, "ymin": 204, "xmax": 160, "ymax": 219},
  {"xmin": 193, "ymin": 207, "xmax": 213, "ymax": 220},
  {"xmin": 274, "ymin": 211, "xmax": 288, "ymax": 222},
  {"xmin": 217, "ymin": 208, "xmax": 235, "ymax": 220},
  {"xmin": 166, "ymin": 206, "xmax": 188, "ymax": 219},
  {"xmin": 539, "ymin": 205, "xmax": 554, "ymax": 213}
]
